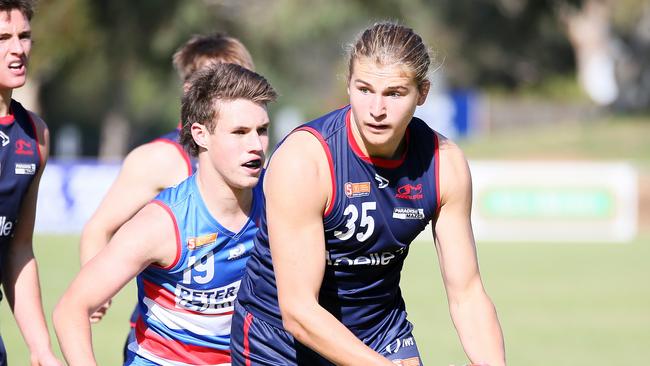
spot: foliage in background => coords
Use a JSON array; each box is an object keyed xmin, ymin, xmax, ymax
[{"xmin": 23, "ymin": 0, "xmax": 650, "ymax": 157}]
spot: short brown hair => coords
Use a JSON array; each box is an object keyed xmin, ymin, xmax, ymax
[
  {"xmin": 0, "ymin": 0, "xmax": 34, "ymax": 20},
  {"xmin": 347, "ymin": 21, "xmax": 430, "ymax": 87},
  {"xmin": 172, "ymin": 32, "xmax": 255, "ymax": 82},
  {"xmin": 180, "ymin": 63, "xmax": 277, "ymax": 156}
]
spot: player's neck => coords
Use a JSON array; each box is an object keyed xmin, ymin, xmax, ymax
[
  {"xmin": 195, "ymin": 166, "xmax": 254, "ymax": 233},
  {"xmin": 0, "ymin": 89, "xmax": 13, "ymax": 116}
]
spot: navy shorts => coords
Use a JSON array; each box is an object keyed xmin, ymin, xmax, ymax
[{"xmin": 231, "ymin": 301, "xmax": 423, "ymax": 365}]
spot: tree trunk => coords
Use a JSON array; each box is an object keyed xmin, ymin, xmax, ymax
[
  {"xmin": 561, "ymin": 0, "xmax": 619, "ymax": 106},
  {"xmin": 98, "ymin": 108, "xmax": 130, "ymax": 161}
]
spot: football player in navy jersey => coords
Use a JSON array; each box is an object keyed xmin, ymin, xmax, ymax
[
  {"xmin": 232, "ymin": 22, "xmax": 505, "ymax": 366},
  {"xmin": 77, "ymin": 32, "xmax": 255, "ymax": 358},
  {"xmin": 54, "ymin": 63, "xmax": 276, "ymax": 365},
  {"xmin": 0, "ymin": 1, "xmax": 61, "ymax": 365}
]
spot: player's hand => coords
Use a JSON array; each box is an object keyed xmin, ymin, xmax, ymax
[
  {"xmin": 89, "ymin": 299, "xmax": 112, "ymax": 323},
  {"xmin": 30, "ymin": 350, "xmax": 63, "ymax": 366}
]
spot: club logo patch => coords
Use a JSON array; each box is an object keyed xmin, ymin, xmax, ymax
[
  {"xmin": 15, "ymin": 139, "xmax": 34, "ymax": 155},
  {"xmin": 395, "ymin": 183, "xmax": 423, "ymax": 200}
]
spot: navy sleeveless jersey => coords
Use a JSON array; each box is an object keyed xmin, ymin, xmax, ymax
[
  {"xmin": 237, "ymin": 105, "xmax": 440, "ymax": 349},
  {"xmin": 0, "ymin": 100, "xmax": 41, "ymax": 256},
  {"xmin": 153, "ymin": 127, "xmax": 197, "ymax": 176}
]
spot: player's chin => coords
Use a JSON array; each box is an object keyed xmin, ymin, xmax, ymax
[{"xmin": 236, "ymin": 175, "xmax": 262, "ymax": 189}]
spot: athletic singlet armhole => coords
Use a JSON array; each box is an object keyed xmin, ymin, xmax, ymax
[
  {"xmin": 433, "ymin": 133, "xmax": 441, "ymax": 219},
  {"xmin": 149, "ymin": 200, "xmax": 182, "ymax": 270},
  {"xmin": 292, "ymin": 126, "xmax": 336, "ymax": 218},
  {"xmin": 152, "ymin": 138, "xmax": 193, "ymax": 178},
  {"xmin": 26, "ymin": 112, "xmax": 43, "ymax": 166}
]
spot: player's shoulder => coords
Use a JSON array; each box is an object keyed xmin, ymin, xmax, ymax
[
  {"xmin": 435, "ymin": 132, "xmax": 466, "ymax": 163},
  {"xmin": 125, "ymin": 137, "xmax": 187, "ymax": 169}
]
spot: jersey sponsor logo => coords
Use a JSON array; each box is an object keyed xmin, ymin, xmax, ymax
[
  {"xmin": 392, "ymin": 357, "xmax": 420, "ymax": 366},
  {"xmin": 187, "ymin": 232, "xmax": 217, "ymax": 250},
  {"xmin": 15, "ymin": 163, "xmax": 36, "ymax": 175},
  {"xmin": 227, "ymin": 243, "xmax": 246, "ymax": 260},
  {"xmin": 375, "ymin": 173, "xmax": 389, "ymax": 189},
  {"xmin": 0, "ymin": 131, "xmax": 9, "ymax": 147},
  {"xmin": 325, "ymin": 246, "xmax": 406, "ymax": 266},
  {"xmin": 385, "ymin": 336, "xmax": 415, "ymax": 354},
  {"xmin": 0, "ymin": 216, "xmax": 14, "ymax": 237},
  {"xmin": 344, "ymin": 182, "xmax": 371, "ymax": 198},
  {"xmin": 395, "ymin": 183, "xmax": 423, "ymax": 200},
  {"xmin": 15, "ymin": 139, "xmax": 34, "ymax": 155},
  {"xmin": 392, "ymin": 207, "xmax": 425, "ymax": 220},
  {"xmin": 174, "ymin": 280, "xmax": 240, "ymax": 314}
]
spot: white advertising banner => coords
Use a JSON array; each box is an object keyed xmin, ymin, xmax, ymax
[
  {"xmin": 469, "ymin": 161, "xmax": 638, "ymax": 243},
  {"xmin": 35, "ymin": 160, "xmax": 638, "ymax": 243},
  {"xmin": 35, "ymin": 160, "xmax": 120, "ymax": 234}
]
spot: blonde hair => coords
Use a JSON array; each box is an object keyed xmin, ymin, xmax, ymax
[{"xmin": 347, "ymin": 22, "xmax": 430, "ymax": 86}]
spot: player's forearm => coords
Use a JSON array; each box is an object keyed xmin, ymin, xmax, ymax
[
  {"xmin": 4, "ymin": 256, "xmax": 55, "ymax": 356},
  {"xmin": 53, "ymin": 296, "xmax": 98, "ymax": 366},
  {"xmin": 281, "ymin": 301, "xmax": 394, "ymax": 366},
  {"xmin": 449, "ymin": 290, "xmax": 506, "ymax": 366}
]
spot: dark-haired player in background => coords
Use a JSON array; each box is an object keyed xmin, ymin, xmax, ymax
[{"xmin": 0, "ymin": 0, "xmax": 61, "ymax": 365}]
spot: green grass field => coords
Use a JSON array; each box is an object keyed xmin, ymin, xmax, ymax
[
  {"xmin": 1, "ymin": 234, "xmax": 649, "ymax": 365},
  {"xmin": 2, "ymin": 116, "xmax": 649, "ymax": 365}
]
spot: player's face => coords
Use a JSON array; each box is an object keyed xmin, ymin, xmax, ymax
[
  {"xmin": 204, "ymin": 99, "xmax": 270, "ymax": 190},
  {"xmin": 0, "ymin": 9, "xmax": 31, "ymax": 92},
  {"xmin": 347, "ymin": 58, "xmax": 428, "ymax": 158}
]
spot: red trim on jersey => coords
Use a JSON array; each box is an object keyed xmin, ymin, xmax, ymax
[
  {"xmin": 141, "ymin": 279, "xmax": 234, "ymax": 317},
  {"xmin": 149, "ymin": 200, "xmax": 182, "ymax": 270},
  {"xmin": 176, "ymin": 120, "xmax": 183, "ymax": 129},
  {"xmin": 0, "ymin": 114, "xmax": 14, "ymax": 125},
  {"xmin": 243, "ymin": 313, "xmax": 253, "ymax": 366},
  {"xmin": 135, "ymin": 317, "xmax": 231, "ymax": 364},
  {"xmin": 25, "ymin": 111, "xmax": 43, "ymax": 166},
  {"xmin": 345, "ymin": 109, "xmax": 408, "ymax": 168},
  {"xmin": 433, "ymin": 133, "xmax": 441, "ymax": 216},
  {"xmin": 152, "ymin": 138, "xmax": 193, "ymax": 178},
  {"xmin": 294, "ymin": 126, "xmax": 337, "ymax": 218}
]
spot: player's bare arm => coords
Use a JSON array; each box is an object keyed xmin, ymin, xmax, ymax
[
  {"xmin": 2, "ymin": 115, "xmax": 61, "ymax": 366},
  {"xmin": 433, "ymin": 134, "xmax": 506, "ymax": 366},
  {"xmin": 79, "ymin": 141, "xmax": 188, "ymax": 265},
  {"xmin": 54, "ymin": 202, "xmax": 178, "ymax": 366},
  {"xmin": 268, "ymin": 131, "xmax": 395, "ymax": 366}
]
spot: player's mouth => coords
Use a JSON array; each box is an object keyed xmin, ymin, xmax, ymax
[
  {"xmin": 8, "ymin": 60, "xmax": 26, "ymax": 75},
  {"xmin": 365, "ymin": 122, "xmax": 389, "ymax": 133},
  {"xmin": 242, "ymin": 158, "xmax": 263, "ymax": 171}
]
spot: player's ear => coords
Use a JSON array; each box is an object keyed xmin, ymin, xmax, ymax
[
  {"xmin": 417, "ymin": 79, "xmax": 430, "ymax": 106},
  {"xmin": 191, "ymin": 122, "xmax": 209, "ymax": 150}
]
